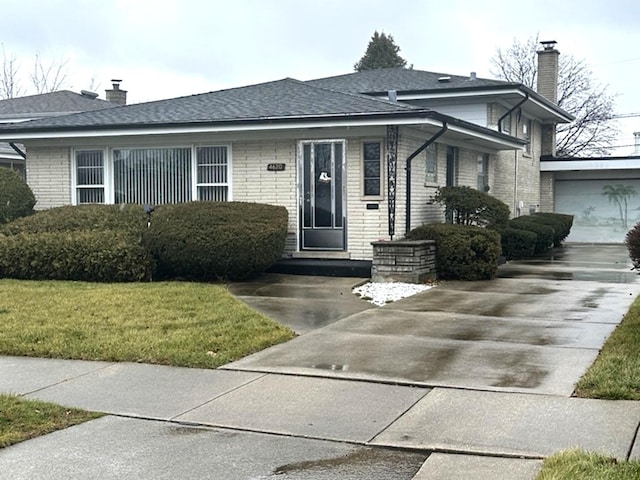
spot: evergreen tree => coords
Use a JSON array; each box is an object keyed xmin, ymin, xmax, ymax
[{"xmin": 354, "ymin": 31, "xmax": 408, "ymax": 72}]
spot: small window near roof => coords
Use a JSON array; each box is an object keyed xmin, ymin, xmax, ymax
[
  {"xmin": 362, "ymin": 141, "xmax": 382, "ymax": 197},
  {"xmin": 425, "ymin": 143, "xmax": 437, "ymax": 184}
]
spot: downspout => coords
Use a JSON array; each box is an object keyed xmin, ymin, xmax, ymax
[
  {"xmin": 498, "ymin": 93, "xmax": 528, "ymax": 133},
  {"xmin": 9, "ymin": 142, "xmax": 26, "ymax": 159},
  {"xmin": 405, "ymin": 122, "xmax": 448, "ymax": 236}
]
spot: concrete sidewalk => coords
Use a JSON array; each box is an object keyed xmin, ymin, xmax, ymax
[{"xmin": 1, "ymin": 244, "xmax": 640, "ymax": 479}]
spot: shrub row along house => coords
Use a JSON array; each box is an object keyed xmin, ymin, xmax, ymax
[{"xmin": 0, "ymin": 43, "xmax": 572, "ymax": 262}]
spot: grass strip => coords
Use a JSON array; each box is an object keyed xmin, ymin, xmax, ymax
[
  {"xmin": 0, "ymin": 394, "xmax": 102, "ymax": 448},
  {"xmin": 574, "ymin": 296, "xmax": 640, "ymax": 400},
  {"xmin": 536, "ymin": 449, "xmax": 640, "ymax": 480}
]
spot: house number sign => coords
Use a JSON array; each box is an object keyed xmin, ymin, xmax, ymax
[{"xmin": 267, "ymin": 163, "xmax": 286, "ymax": 171}]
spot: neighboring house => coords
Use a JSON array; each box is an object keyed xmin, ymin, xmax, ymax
[
  {"xmin": 0, "ymin": 49, "xmax": 570, "ymax": 261},
  {"xmin": 0, "ymin": 82, "xmax": 125, "ymax": 178},
  {"xmin": 541, "ymin": 133, "xmax": 640, "ymax": 242}
]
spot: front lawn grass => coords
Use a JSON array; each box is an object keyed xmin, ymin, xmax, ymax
[
  {"xmin": 574, "ymin": 295, "xmax": 640, "ymax": 400},
  {"xmin": 536, "ymin": 449, "xmax": 640, "ymax": 480},
  {"xmin": 0, "ymin": 279, "xmax": 295, "ymax": 368},
  {"xmin": 0, "ymin": 394, "xmax": 102, "ymax": 448}
]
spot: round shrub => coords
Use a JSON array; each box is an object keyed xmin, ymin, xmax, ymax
[
  {"xmin": 1, "ymin": 204, "xmax": 147, "ymax": 236},
  {"xmin": 144, "ymin": 202, "xmax": 288, "ymax": 281},
  {"xmin": 0, "ymin": 167, "xmax": 36, "ymax": 224},
  {"xmin": 509, "ymin": 216, "xmax": 555, "ymax": 254},
  {"xmin": 434, "ymin": 186, "xmax": 510, "ymax": 230},
  {"xmin": 500, "ymin": 227, "xmax": 537, "ymax": 260},
  {"xmin": 407, "ymin": 223, "xmax": 501, "ymax": 280},
  {"xmin": 0, "ymin": 230, "xmax": 154, "ymax": 282}
]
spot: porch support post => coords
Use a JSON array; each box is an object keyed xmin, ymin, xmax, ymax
[{"xmin": 386, "ymin": 125, "xmax": 399, "ymax": 239}]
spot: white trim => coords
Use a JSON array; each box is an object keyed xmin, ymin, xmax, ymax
[
  {"xmin": 71, "ymin": 148, "xmax": 107, "ymax": 205},
  {"xmin": 541, "ymin": 159, "xmax": 640, "ymax": 172},
  {"xmin": 0, "ymin": 116, "xmax": 523, "ymax": 149},
  {"xmin": 0, "ymin": 151, "xmax": 24, "ymax": 161},
  {"xmin": 72, "ymin": 144, "xmax": 233, "ymax": 205},
  {"xmin": 393, "ymin": 88, "xmax": 573, "ymax": 123},
  {"xmin": 194, "ymin": 144, "xmax": 233, "ymax": 201}
]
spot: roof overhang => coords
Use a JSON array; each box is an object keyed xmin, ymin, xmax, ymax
[
  {"xmin": 0, "ymin": 110, "xmax": 525, "ymax": 152},
  {"xmin": 370, "ymin": 85, "xmax": 574, "ymax": 125},
  {"xmin": 541, "ymin": 157, "xmax": 640, "ymax": 172}
]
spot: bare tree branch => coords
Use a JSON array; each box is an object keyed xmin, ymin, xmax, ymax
[
  {"xmin": 0, "ymin": 44, "xmax": 23, "ymax": 99},
  {"xmin": 30, "ymin": 53, "xmax": 69, "ymax": 94},
  {"xmin": 491, "ymin": 35, "xmax": 619, "ymax": 157}
]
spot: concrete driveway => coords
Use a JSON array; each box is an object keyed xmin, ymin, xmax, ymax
[{"xmin": 225, "ymin": 244, "xmax": 640, "ymax": 396}]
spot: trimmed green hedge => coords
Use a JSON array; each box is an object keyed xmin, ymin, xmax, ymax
[
  {"xmin": 0, "ymin": 230, "xmax": 153, "ymax": 282},
  {"xmin": 531, "ymin": 212, "xmax": 574, "ymax": 246},
  {"xmin": 407, "ymin": 223, "xmax": 501, "ymax": 280},
  {"xmin": 0, "ymin": 205, "xmax": 152, "ymax": 282},
  {"xmin": 500, "ymin": 227, "xmax": 537, "ymax": 260},
  {"xmin": 508, "ymin": 216, "xmax": 555, "ymax": 254},
  {"xmin": 0, "ymin": 204, "xmax": 147, "ymax": 236},
  {"xmin": 0, "ymin": 167, "xmax": 36, "ymax": 224},
  {"xmin": 143, "ymin": 202, "xmax": 288, "ymax": 281}
]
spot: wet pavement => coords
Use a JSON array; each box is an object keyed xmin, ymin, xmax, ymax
[
  {"xmin": 226, "ymin": 245, "xmax": 640, "ymax": 396},
  {"xmin": 1, "ymin": 416, "xmax": 427, "ymax": 480},
  {"xmin": 228, "ymin": 274, "xmax": 373, "ymax": 334},
  {"xmin": 2, "ymin": 243, "xmax": 640, "ymax": 479}
]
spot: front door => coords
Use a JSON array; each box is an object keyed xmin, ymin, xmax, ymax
[{"xmin": 299, "ymin": 140, "xmax": 346, "ymax": 250}]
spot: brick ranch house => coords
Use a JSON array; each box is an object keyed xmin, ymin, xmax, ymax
[{"xmin": 0, "ymin": 44, "xmax": 571, "ymax": 261}]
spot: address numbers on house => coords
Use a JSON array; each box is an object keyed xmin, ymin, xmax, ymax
[{"xmin": 267, "ymin": 163, "xmax": 286, "ymax": 171}]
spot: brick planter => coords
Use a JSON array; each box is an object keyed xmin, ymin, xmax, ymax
[{"xmin": 371, "ymin": 240, "xmax": 436, "ymax": 283}]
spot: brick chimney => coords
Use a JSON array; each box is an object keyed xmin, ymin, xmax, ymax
[
  {"xmin": 105, "ymin": 79, "xmax": 127, "ymax": 105},
  {"xmin": 537, "ymin": 41, "xmax": 560, "ymax": 156}
]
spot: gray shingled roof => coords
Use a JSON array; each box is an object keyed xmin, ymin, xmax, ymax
[
  {"xmin": 0, "ymin": 79, "xmax": 425, "ymax": 133},
  {"xmin": 306, "ymin": 68, "xmax": 512, "ymax": 94},
  {"xmin": 0, "ymin": 90, "xmax": 116, "ymax": 117}
]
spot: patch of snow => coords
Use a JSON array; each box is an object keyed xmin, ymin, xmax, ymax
[{"xmin": 352, "ymin": 282, "xmax": 432, "ymax": 307}]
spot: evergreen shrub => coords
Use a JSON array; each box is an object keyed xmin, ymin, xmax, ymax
[
  {"xmin": 407, "ymin": 223, "xmax": 501, "ymax": 280},
  {"xmin": 0, "ymin": 230, "xmax": 153, "ymax": 282},
  {"xmin": 434, "ymin": 186, "xmax": 510, "ymax": 230},
  {"xmin": 508, "ymin": 216, "xmax": 555, "ymax": 254},
  {"xmin": 0, "ymin": 167, "xmax": 36, "ymax": 224},
  {"xmin": 500, "ymin": 227, "xmax": 537, "ymax": 260},
  {"xmin": 143, "ymin": 202, "xmax": 288, "ymax": 281}
]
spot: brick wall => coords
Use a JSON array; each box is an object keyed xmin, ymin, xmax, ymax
[
  {"xmin": 26, "ymin": 146, "xmax": 72, "ymax": 209},
  {"xmin": 540, "ymin": 171, "xmax": 555, "ymax": 212},
  {"xmin": 232, "ymin": 139, "xmax": 297, "ymax": 236}
]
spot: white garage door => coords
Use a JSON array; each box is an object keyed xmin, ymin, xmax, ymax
[{"xmin": 555, "ymin": 178, "xmax": 640, "ymax": 243}]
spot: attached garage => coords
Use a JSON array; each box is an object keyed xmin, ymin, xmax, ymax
[{"xmin": 542, "ymin": 157, "xmax": 640, "ymax": 243}]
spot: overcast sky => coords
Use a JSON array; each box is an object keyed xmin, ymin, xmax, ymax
[{"xmin": 1, "ymin": 0, "xmax": 638, "ymax": 154}]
